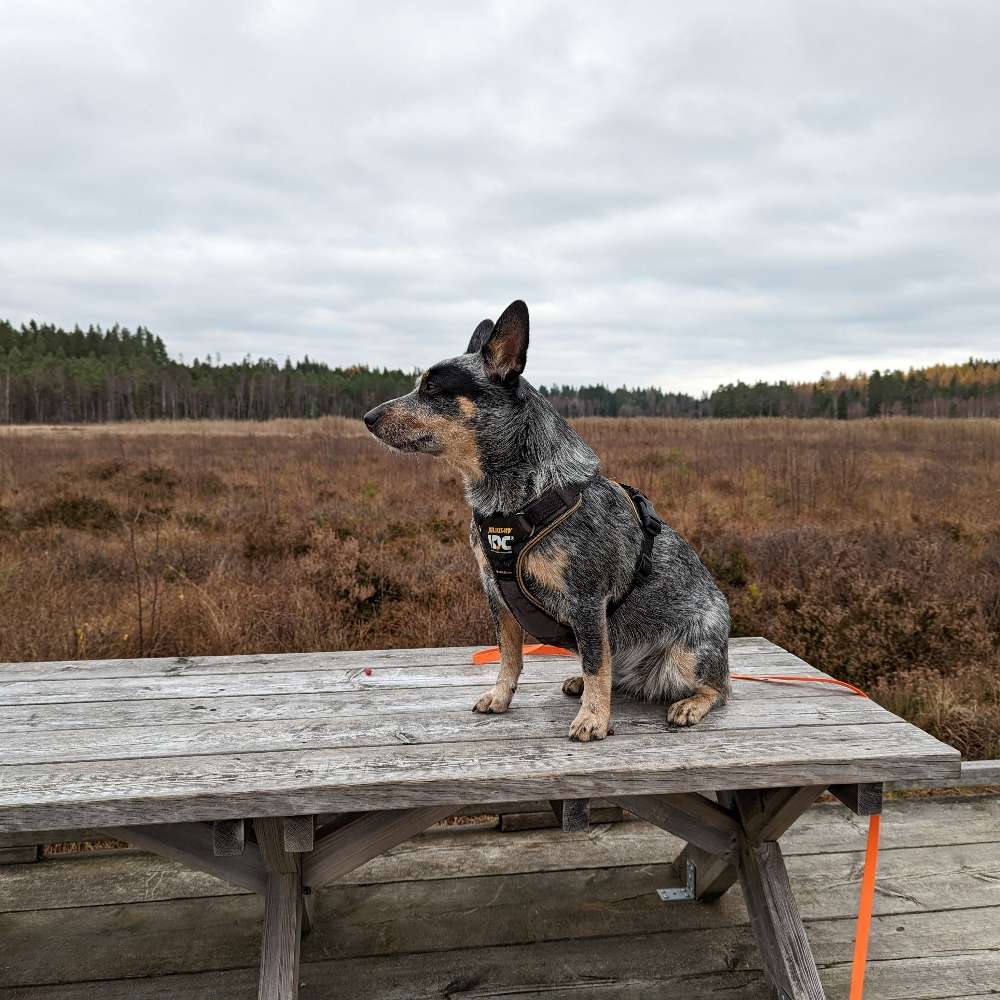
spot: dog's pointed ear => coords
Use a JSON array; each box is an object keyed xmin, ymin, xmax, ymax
[
  {"xmin": 465, "ymin": 319, "xmax": 494, "ymax": 354},
  {"xmin": 482, "ymin": 300, "xmax": 529, "ymax": 382}
]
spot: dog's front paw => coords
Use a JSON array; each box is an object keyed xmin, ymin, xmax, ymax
[
  {"xmin": 473, "ymin": 686, "xmax": 513, "ymax": 714},
  {"xmin": 569, "ymin": 705, "xmax": 610, "ymax": 742}
]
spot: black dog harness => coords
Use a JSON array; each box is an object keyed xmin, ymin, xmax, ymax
[{"xmin": 473, "ymin": 474, "xmax": 664, "ymax": 651}]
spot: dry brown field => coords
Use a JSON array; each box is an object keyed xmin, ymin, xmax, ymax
[{"xmin": 1, "ymin": 417, "xmax": 998, "ymax": 759}]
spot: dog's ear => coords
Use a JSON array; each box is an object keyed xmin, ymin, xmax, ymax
[
  {"xmin": 482, "ymin": 300, "xmax": 529, "ymax": 382},
  {"xmin": 465, "ymin": 319, "xmax": 494, "ymax": 354}
]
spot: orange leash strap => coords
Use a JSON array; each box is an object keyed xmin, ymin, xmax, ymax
[
  {"xmin": 726, "ymin": 672, "xmax": 881, "ymax": 998},
  {"xmin": 849, "ymin": 813, "xmax": 881, "ymax": 1000},
  {"xmin": 471, "ymin": 643, "xmax": 574, "ymax": 664},
  {"xmin": 472, "ymin": 648, "xmax": 882, "ymax": 997},
  {"xmin": 730, "ymin": 672, "xmax": 870, "ymax": 698}
]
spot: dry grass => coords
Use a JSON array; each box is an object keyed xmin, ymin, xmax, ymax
[{"xmin": 1, "ymin": 416, "xmax": 998, "ymax": 759}]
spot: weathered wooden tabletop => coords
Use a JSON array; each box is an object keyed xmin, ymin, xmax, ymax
[{"xmin": 0, "ymin": 637, "xmax": 960, "ymax": 832}]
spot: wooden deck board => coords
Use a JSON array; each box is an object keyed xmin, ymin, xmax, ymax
[
  {"xmin": 4, "ymin": 796, "xmax": 999, "ymax": 910},
  {"xmin": 1, "ymin": 796, "xmax": 997, "ymax": 998}
]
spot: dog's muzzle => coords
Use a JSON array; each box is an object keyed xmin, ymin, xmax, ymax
[{"xmin": 363, "ymin": 402, "xmax": 388, "ymax": 432}]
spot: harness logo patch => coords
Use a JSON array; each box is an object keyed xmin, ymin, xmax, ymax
[{"xmin": 487, "ymin": 526, "xmax": 513, "ymax": 552}]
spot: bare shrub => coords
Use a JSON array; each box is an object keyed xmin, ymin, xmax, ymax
[{"xmin": 1, "ymin": 417, "xmax": 997, "ymax": 756}]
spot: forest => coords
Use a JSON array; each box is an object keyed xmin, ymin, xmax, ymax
[{"xmin": 2, "ymin": 318, "xmax": 998, "ymax": 422}]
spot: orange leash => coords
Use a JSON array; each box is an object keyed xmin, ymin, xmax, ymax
[
  {"xmin": 471, "ymin": 643, "xmax": 574, "ymax": 664},
  {"xmin": 472, "ymin": 646, "xmax": 881, "ymax": 998}
]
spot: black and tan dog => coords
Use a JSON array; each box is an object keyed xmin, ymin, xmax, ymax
[{"xmin": 363, "ymin": 301, "xmax": 731, "ymax": 742}]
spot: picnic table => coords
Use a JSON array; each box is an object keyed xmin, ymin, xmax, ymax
[{"xmin": 0, "ymin": 637, "xmax": 959, "ymax": 1000}]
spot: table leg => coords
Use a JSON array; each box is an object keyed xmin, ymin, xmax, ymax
[
  {"xmin": 667, "ymin": 786, "xmax": 824, "ymax": 901},
  {"xmin": 254, "ymin": 818, "xmax": 306, "ymax": 1000},
  {"xmin": 259, "ymin": 870, "xmax": 303, "ymax": 1000},
  {"xmin": 738, "ymin": 837, "xmax": 825, "ymax": 1000}
]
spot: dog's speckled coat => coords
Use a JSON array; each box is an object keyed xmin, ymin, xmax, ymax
[{"xmin": 364, "ymin": 301, "xmax": 731, "ymax": 741}]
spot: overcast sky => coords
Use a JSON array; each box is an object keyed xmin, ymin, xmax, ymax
[{"xmin": 2, "ymin": 2, "xmax": 998, "ymax": 394}]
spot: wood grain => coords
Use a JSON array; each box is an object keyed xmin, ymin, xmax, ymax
[
  {"xmin": 0, "ymin": 673, "xmax": 853, "ymax": 736},
  {"xmin": 0, "ymin": 722, "xmax": 958, "ymax": 832},
  {"xmin": 103, "ymin": 822, "xmax": 266, "ymax": 894},
  {"xmin": 616, "ymin": 792, "xmax": 740, "ymax": 860},
  {"xmin": 213, "ymin": 819, "xmax": 245, "ymax": 858},
  {"xmin": 303, "ymin": 805, "xmax": 457, "ymax": 890},
  {"xmin": 549, "ymin": 799, "xmax": 590, "ymax": 832},
  {"xmin": 738, "ymin": 838, "xmax": 825, "ymax": 998},
  {"xmin": 830, "ymin": 782, "xmax": 883, "ymax": 816},
  {"xmin": 1, "ymin": 695, "xmax": 895, "ymax": 765},
  {"xmin": 0, "ymin": 636, "xmax": 799, "ymax": 682},
  {"xmin": 0, "ymin": 642, "xmax": 819, "ymax": 707},
  {"xmin": 0, "ymin": 641, "xmax": 959, "ymax": 835}
]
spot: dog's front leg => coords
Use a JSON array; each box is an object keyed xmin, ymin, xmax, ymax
[
  {"xmin": 473, "ymin": 605, "xmax": 524, "ymax": 714},
  {"xmin": 568, "ymin": 605, "xmax": 612, "ymax": 742}
]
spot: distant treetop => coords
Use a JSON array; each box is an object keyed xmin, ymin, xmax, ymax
[{"xmin": 0, "ymin": 319, "xmax": 997, "ymax": 422}]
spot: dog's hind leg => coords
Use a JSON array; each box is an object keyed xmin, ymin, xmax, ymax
[
  {"xmin": 666, "ymin": 685, "xmax": 723, "ymax": 726},
  {"xmin": 664, "ymin": 637, "xmax": 729, "ymax": 727},
  {"xmin": 473, "ymin": 606, "xmax": 524, "ymax": 714},
  {"xmin": 561, "ymin": 675, "xmax": 584, "ymax": 697}
]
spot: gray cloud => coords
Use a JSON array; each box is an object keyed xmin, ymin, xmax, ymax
[{"xmin": 1, "ymin": 0, "xmax": 998, "ymax": 394}]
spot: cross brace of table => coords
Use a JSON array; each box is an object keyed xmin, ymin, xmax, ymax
[{"xmin": 99, "ymin": 782, "xmax": 881, "ymax": 1000}]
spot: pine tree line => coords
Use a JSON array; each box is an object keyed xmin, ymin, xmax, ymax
[{"xmin": 2, "ymin": 319, "xmax": 998, "ymax": 422}]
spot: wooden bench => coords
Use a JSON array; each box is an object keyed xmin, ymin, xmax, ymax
[{"xmin": 0, "ymin": 638, "xmax": 960, "ymax": 999}]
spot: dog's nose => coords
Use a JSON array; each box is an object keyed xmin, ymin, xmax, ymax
[{"xmin": 363, "ymin": 404, "xmax": 384, "ymax": 430}]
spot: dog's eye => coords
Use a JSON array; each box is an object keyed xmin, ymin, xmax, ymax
[{"xmin": 424, "ymin": 380, "xmax": 442, "ymax": 396}]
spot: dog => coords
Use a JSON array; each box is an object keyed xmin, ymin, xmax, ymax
[{"xmin": 363, "ymin": 300, "xmax": 731, "ymax": 741}]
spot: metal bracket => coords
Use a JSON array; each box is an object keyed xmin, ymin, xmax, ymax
[{"xmin": 656, "ymin": 859, "xmax": 696, "ymax": 901}]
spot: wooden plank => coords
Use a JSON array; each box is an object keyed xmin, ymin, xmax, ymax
[
  {"xmin": 104, "ymin": 822, "xmax": 267, "ymax": 894},
  {"xmin": 282, "ymin": 816, "xmax": 314, "ymax": 854},
  {"xmin": 0, "ymin": 828, "xmax": 110, "ymax": 849},
  {"xmin": 5, "ymin": 817, "xmax": 999, "ymax": 918},
  {"xmin": 0, "ymin": 636, "xmax": 792, "ymax": 683},
  {"xmin": 1, "ymin": 877, "xmax": 997, "ymax": 990},
  {"xmin": 549, "ymin": 799, "xmax": 590, "ymax": 832},
  {"xmin": 258, "ymin": 872, "xmax": 301, "ymax": 1000},
  {"xmin": 213, "ymin": 819, "xmax": 245, "ymax": 858},
  {"xmin": 500, "ymin": 805, "xmax": 623, "ymax": 832},
  {"xmin": 0, "ymin": 672, "xmax": 853, "ymax": 736},
  {"xmin": 830, "ymin": 782, "xmax": 883, "ymax": 816},
  {"xmin": 7, "ymin": 796, "xmax": 999, "ymax": 913},
  {"xmin": 0, "ymin": 682, "xmax": 880, "ymax": 749},
  {"xmin": 744, "ymin": 786, "xmax": 827, "ymax": 843},
  {"xmin": 674, "ymin": 786, "xmax": 825, "ymax": 900},
  {"xmin": 253, "ymin": 818, "xmax": 298, "ymax": 875},
  {"xmin": 0, "ymin": 646, "xmax": 823, "ymax": 709},
  {"xmin": 303, "ymin": 805, "xmax": 458, "ymax": 889},
  {"xmin": 1, "ymin": 951, "xmax": 995, "ymax": 1000},
  {"xmin": 674, "ymin": 842, "xmax": 737, "ymax": 900},
  {"xmin": 0, "ymin": 846, "xmax": 37, "ymax": 865},
  {"xmin": 890, "ymin": 758, "xmax": 1000, "ymax": 790},
  {"xmin": 616, "ymin": 792, "xmax": 739, "ymax": 860},
  {"xmin": 0, "ymin": 695, "xmax": 898, "ymax": 767},
  {"xmin": 738, "ymin": 838, "xmax": 825, "ymax": 998},
  {"xmin": 252, "ymin": 818, "xmax": 303, "ymax": 1000},
  {"xmin": 0, "ymin": 722, "xmax": 956, "ymax": 832}
]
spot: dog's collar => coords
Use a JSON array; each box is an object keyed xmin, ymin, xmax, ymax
[{"xmin": 472, "ymin": 472, "xmax": 600, "ymax": 531}]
